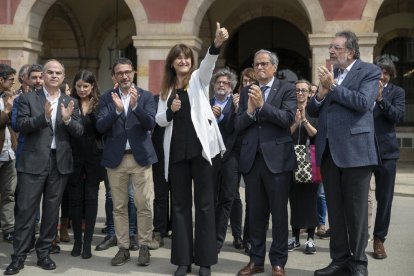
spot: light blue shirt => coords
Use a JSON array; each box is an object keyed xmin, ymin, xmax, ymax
[{"xmin": 213, "ymin": 95, "xmax": 230, "ymax": 122}]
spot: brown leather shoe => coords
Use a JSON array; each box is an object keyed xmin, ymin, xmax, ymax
[
  {"xmin": 373, "ymin": 237, "xmax": 387, "ymax": 259},
  {"xmin": 272, "ymin": 266, "xmax": 285, "ymax": 276},
  {"xmin": 238, "ymin": 262, "xmax": 264, "ymax": 275}
]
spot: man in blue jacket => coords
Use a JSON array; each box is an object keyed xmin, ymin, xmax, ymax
[
  {"xmin": 308, "ymin": 31, "xmax": 381, "ymax": 276},
  {"xmin": 96, "ymin": 57, "xmax": 157, "ymax": 267}
]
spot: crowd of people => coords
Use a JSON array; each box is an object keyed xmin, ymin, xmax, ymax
[{"xmin": 0, "ymin": 24, "xmax": 405, "ymax": 276}]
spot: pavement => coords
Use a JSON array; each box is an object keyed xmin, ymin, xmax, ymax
[{"xmin": 0, "ymin": 161, "xmax": 413, "ymax": 275}]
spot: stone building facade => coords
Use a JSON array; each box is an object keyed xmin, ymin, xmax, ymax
[{"xmin": 0, "ymin": 0, "xmax": 413, "ymax": 159}]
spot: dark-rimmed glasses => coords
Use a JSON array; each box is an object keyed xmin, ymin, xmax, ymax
[{"xmin": 295, "ymin": 88, "xmax": 309, "ymax": 94}]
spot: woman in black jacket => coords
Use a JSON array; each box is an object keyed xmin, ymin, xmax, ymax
[{"xmin": 68, "ymin": 70, "xmax": 105, "ymax": 259}]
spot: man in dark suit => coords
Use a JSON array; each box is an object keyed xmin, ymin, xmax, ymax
[
  {"xmin": 309, "ymin": 31, "xmax": 381, "ymax": 276},
  {"xmin": 236, "ymin": 50, "xmax": 296, "ymax": 276},
  {"xmin": 370, "ymin": 55, "xmax": 405, "ymax": 259},
  {"xmin": 96, "ymin": 57, "xmax": 157, "ymax": 267},
  {"xmin": 5, "ymin": 59, "xmax": 83, "ymax": 275},
  {"xmin": 209, "ymin": 68, "xmax": 244, "ymax": 252}
]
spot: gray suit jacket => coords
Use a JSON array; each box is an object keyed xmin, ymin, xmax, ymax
[
  {"xmin": 16, "ymin": 89, "xmax": 83, "ymax": 174},
  {"xmin": 308, "ymin": 59, "xmax": 381, "ymax": 168}
]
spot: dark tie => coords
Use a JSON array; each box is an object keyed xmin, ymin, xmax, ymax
[{"xmin": 260, "ymin": 86, "xmax": 269, "ymax": 102}]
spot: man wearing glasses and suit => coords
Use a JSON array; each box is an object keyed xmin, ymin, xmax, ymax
[
  {"xmin": 236, "ymin": 49, "xmax": 296, "ymax": 276},
  {"xmin": 309, "ymin": 31, "xmax": 381, "ymax": 276},
  {"xmin": 96, "ymin": 57, "xmax": 157, "ymax": 267}
]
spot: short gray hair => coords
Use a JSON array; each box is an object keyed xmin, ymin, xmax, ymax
[
  {"xmin": 211, "ymin": 67, "xmax": 238, "ymax": 90},
  {"xmin": 254, "ymin": 49, "xmax": 279, "ymax": 66}
]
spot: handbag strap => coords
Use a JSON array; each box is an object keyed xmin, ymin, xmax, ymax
[{"xmin": 297, "ymin": 122, "xmax": 310, "ymax": 146}]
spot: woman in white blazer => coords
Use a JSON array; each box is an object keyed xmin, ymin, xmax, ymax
[{"xmin": 155, "ymin": 23, "xmax": 228, "ymax": 276}]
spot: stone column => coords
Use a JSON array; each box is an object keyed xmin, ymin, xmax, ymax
[
  {"xmin": 0, "ymin": 37, "xmax": 42, "ymax": 75},
  {"xmin": 309, "ymin": 32, "xmax": 378, "ymax": 84},
  {"xmin": 133, "ymin": 35, "xmax": 203, "ymax": 93}
]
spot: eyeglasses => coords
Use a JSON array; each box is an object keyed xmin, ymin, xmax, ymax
[
  {"xmin": 328, "ymin": 44, "xmax": 346, "ymax": 51},
  {"xmin": 216, "ymin": 80, "xmax": 230, "ymax": 86},
  {"xmin": 295, "ymin": 88, "xmax": 309, "ymax": 94},
  {"xmin": 45, "ymin": 70, "xmax": 63, "ymax": 76},
  {"xmin": 253, "ymin": 62, "xmax": 272, "ymax": 68},
  {"xmin": 115, "ymin": 70, "xmax": 134, "ymax": 77}
]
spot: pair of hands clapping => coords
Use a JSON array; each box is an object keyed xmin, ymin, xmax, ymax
[
  {"xmin": 44, "ymin": 99, "xmax": 75, "ymax": 122},
  {"xmin": 111, "ymin": 84, "xmax": 139, "ymax": 113},
  {"xmin": 316, "ymin": 64, "xmax": 335, "ymax": 100},
  {"xmin": 247, "ymin": 85, "xmax": 264, "ymax": 114}
]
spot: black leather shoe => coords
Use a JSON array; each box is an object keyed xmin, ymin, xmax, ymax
[
  {"xmin": 199, "ymin": 266, "xmax": 211, "ymax": 276},
  {"xmin": 37, "ymin": 256, "xmax": 56, "ymax": 270},
  {"xmin": 129, "ymin": 235, "xmax": 139, "ymax": 251},
  {"xmin": 233, "ymin": 237, "xmax": 245, "ymax": 250},
  {"xmin": 174, "ymin": 265, "xmax": 191, "ymax": 276},
  {"xmin": 314, "ymin": 263, "xmax": 349, "ymax": 275},
  {"xmin": 95, "ymin": 235, "xmax": 117, "ymax": 251},
  {"xmin": 4, "ymin": 258, "xmax": 25, "ymax": 275}
]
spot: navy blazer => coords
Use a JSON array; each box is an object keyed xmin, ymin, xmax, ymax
[
  {"xmin": 210, "ymin": 95, "xmax": 238, "ymax": 160},
  {"xmin": 235, "ymin": 78, "xmax": 297, "ymax": 174},
  {"xmin": 16, "ymin": 89, "xmax": 84, "ymax": 174},
  {"xmin": 308, "ymin": 59, "xmax": 381, "ymax": 168},
  {"xmin": 96, "ymin": 87, "xmax": 157, "ymax": 168},
  {"xmin": 374, "ymin": 82, "xmax": 405, "ymax": 160}
]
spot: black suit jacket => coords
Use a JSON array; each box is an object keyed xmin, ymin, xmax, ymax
[
  {"xmin": 235, "ymin": 78, "xmax": 297, "ymax": 174},
  {"xmin": 374, "ymin": 82, "xmax": 405, "ymax": 160},
  {"xmin": 210, "ymin": 95, "xmax": 238, "ymax": 161},
  {"xmin": 16, "ymin": 89, "xmax": 84, "ymax": 174}
]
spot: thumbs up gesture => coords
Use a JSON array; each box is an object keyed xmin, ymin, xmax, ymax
[
  {"xmin": 171, "ymin": 94, "xmax": 181, "ymax": 113},
  {"xmin": 214, "ymin": 22, "xmax": 229, "ymax": 48}
]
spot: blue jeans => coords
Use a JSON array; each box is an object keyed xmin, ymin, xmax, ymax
[
  {"xmin": 104, "ymin": 174, "xmax": 137, "ymax": 236},
  {"xmin": 317, "ymin": 183, "xmax": 327, "ymax": 225}
]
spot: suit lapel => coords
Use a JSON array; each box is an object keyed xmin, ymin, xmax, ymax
[
  {"xmin": 36, "ymin": 89, "xmax": 47, "ymax": 111},
  {"xmin": 266, "ymin": 78, "xmax": 280, "ymax": 104},
  {"xmin": 382, "ymin": 83, "xmax": 391, "ymax": 100},
  {"xmin": 339, "ymin": 59, "xmax": 361, "ymax": 87},
  {"xmin": 222, "ymin": 95, "xmax": 232, "ymax": 115},
  {"xmin": 116, "ymin": 90, "xmax": 127, "ymax": 121},
  {"xmin": 55, "ymin": 95, "xmax": 65, "ymax": 130}
]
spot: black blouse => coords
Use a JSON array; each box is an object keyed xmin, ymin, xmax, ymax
[{"xmin": 167, "ymin": 89, "xmax": 202, "ymax": 163}]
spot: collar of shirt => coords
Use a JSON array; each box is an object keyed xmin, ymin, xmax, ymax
[
  {"xmin": 260, "ymin": 77, "xmax": 274, "ymax": 91},
  {"xmin": 118, "ymin": 88, "xmax": 131, "ymax": 100},
  {"xmin": 260, "ymin": 77, "xmax": 274, "ymax": 102},
  {"xmin": 43, "ymin": 87, "xmax": 60, "ymax": 149},
  {"xmin": 337, "ymin": 60, "xmax": 357, "ymax": 84},
  {"xmin": 214, "ymin": 95, "xmax": 230, "ymax": 105},
  {"xmin": 43, "ymin": 87, "xmax": 61, "ymax": 104}
]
